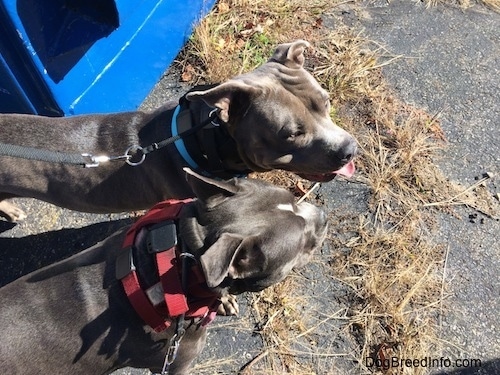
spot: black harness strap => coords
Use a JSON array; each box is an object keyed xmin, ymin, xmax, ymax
[
  {"xmin": 0, "ymin": 108, "xmax": 218, "ymax": 168},
  {"xmin": 176, "ymin": 92, "xmax": 251, "ymax": 179},
  {"xmin": 140, "ymin": 111, "xmax": 218, "ymax": 156},
  {"xmin": 0, "ymin": 87, "xmax": 250, "ymax": 177}
]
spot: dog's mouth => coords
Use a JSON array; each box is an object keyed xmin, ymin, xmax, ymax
[{"xmin": 298, "ymin": 160, "xmax": 355, "ymax": 182}]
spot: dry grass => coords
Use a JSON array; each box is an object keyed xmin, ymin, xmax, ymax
[
  {"xmin": 312, "ymin": 38, "xmax": 452, "ymax": 374},
  {"xmin": 177, "ymin": 0, "xmax": 328, "ymax": 83},
  {"xmin": 425, "ymin": 0, "xmax": 500, "ymax": 12},
  {"xmin": 183, "ymin": 1, "xmax": 499, "ymax": 374},
  {"xmin": 244, "ymin": 278, "xmax": 313, "ymax": 374}
]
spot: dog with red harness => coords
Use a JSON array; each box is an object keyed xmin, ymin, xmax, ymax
[{"xmin": 0, "ymin": 169, "xmax": 327, "ymax": 374}]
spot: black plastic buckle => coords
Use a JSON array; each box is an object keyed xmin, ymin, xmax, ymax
[
  {"xmin": 116, "ymin": 246, "xmax": 135, "ymax": 280},
  {"xmin": 147, "ymin": 220, "xmax": 177, "ymax": 253}
]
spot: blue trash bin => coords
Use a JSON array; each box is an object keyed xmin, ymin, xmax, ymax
[{"xmin": 0, "ymin": 0, "xmax": 215, "ymax": 116}]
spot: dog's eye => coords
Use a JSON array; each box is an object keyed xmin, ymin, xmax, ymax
[
  {"xmin": 288, "ymin": 129, "xmax": 304, "ymax": 140},
  {"xmin": 279, "ymin": 126, "xmax": 304, "ymax": 141}
]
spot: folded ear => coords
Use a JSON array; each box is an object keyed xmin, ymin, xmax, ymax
[
  {"xmin": 184, "ymin": 80, "xmax": 259, "ymax": 122},
  {"xmin": 184, "ymin": 168, "xmax": 238, "ymax": 208},
  {"xmin": 200, "ymin": 233, "xmax": 264, "ymax": 288},
  {"xmin": 268, "ymin": 40, "xmax": 310, "ymax": 69}
]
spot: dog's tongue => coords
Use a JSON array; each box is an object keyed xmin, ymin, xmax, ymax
[
  {"xmin": 298, "ymin": 160, "xmax": 356, "ymax": 182},
  {"xmin": 333, "ymin": 160, "xmax": 355, "ymax": 178}
]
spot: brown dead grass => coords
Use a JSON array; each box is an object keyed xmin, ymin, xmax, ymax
[
  {"xmin": 310, "ymin": 32, "xmax": 451, "ymax": 375},
  {"xmin": 244, "ymin": 277, "xmax": 313, "ymax": 374},
  {"xmin": 184, "ymin": 1, "xmax": 499, "ymax": 374},
  {"xmin": 425, "ymin": 0, "xmax": 500, "ymax": 12}
]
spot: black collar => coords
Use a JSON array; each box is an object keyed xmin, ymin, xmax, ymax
[{"xmin": 172, "ymin": 89, "xmax": 251, "ymax": 179}]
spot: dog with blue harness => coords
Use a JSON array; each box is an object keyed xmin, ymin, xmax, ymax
[{"xmin": 0, "ymin": 40, "xmax": 356, "ymax": 222}]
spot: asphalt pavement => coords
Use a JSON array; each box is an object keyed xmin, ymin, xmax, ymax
[{"xmin": 332, "ymin": 2, "xmax": 500, "ymax": 373}]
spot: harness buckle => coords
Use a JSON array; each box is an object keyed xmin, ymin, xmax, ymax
[
  {"xmin": 147, "ymin": 221, "xmax": 177, "ymax": 253},
  {"xmin": 115, "ymin": 246, "xmax": 135, "ymax": 280}
]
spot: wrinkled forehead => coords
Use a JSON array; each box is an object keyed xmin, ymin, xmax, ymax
[
  {"xmin": 258, "ymin": 219, "xmax": 306, "ymax": 261},
  {"xmin": 232, "ymin": 203, "xmax": 305, "ymax": 236},
  {"xmin": 244, "ymin": 62, "xmax": 329, "ymax": 100},
  {"xmin": 218, "ymin": 186, "xmax": 303, "ymax": 231}
]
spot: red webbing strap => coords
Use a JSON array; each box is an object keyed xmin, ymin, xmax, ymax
[
  {"xmin": 120, "ymin": 199, "xmax": 193, "ymax": 332},
  {"xmin": 122, "ymin": 271, "xmax": 171, "ymax": 332},
  {"xmin": 123, "ymin": 199, "xmax": 192, "ymax": 247},
  {"xmin": 156, "ymin": 250, "xmax": 189, "ymax": 317},
  {"xmin": 119, "ymin": 199, "xmax": 219, "ymax": 329}
]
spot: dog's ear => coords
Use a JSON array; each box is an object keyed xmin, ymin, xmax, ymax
[
  {"xmin": 268, "ymin": 40, "xmax": 310, "ymax": 69},
  {"xmin": 200, "ymin": 233, "xmax": 264, "ymax": 288},
  {"xmin": 184, "ymin": 81, "xmax": 259, "ymax": 123},
  {"xmin": 184, "ymin": 168, "xmax": 238, "ymax": 208}
]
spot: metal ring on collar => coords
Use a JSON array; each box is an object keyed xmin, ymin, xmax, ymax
[
  {"xmin": 179, "ymin": 253, "xmax": 197, "ymax": 262},
  {"xmin": 125, "ymin": 145, "xmax": 146, "ymax": 166},
  {"xmin": 209, "ymin": 108, "xmax": 220, "ymax": 127}
]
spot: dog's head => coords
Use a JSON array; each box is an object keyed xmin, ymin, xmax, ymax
[
  {"xmin": 182, "ymin": 169, "xmax": 327, "ymax": 295},
  {"xmin": 185, "ymin": 40, "xmax": 357, "ymax": 182}
]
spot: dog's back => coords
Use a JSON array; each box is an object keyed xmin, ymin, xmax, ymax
[{"xmin": 0, "ymin": 229, "xmax": 127, "ymax": 374}]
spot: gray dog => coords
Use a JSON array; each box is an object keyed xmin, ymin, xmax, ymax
[
  {"xmin": 0, "ymin": 40, "xmax": 356, "ymax": 222},
  {"xmin": 0, "ymin": 169, "xmax": 327, "ymax": 374}
]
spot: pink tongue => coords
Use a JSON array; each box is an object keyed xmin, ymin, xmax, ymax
[{"xmin": 333, "ymin": 160, "xmax": 355, "ymax": 178}]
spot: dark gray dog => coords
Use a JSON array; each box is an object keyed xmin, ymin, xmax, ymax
[
  {"xmin": 0, "ymin": 40, "xmax": 356, "ymax": 222},
  {"xmin": 0, "ymin": 169, "xmax": 327, "ymax": 374}
]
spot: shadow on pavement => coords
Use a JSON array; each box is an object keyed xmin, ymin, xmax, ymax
[
  {"xmin": 0, "ymin": 218, "xmax": 132, "ymax": 286},
  {"xmin": 435, "ymin": 359, "xmax": 500, "ymax": 375}
]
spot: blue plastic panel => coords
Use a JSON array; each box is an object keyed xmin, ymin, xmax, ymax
[
  {"xmin": 0, "ymin": 2, "xmax": 62, "ymax": 115},
  {"xmin": 0, "ymin": 51, "xmax": 36, "ymax": 114},
  {"xmin": 0, "ymin": 0, "xmax": 215, "ymax": 115}
]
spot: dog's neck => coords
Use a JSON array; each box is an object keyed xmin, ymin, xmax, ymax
[
  {"xmin": 131, "ymin": 203, "xmax": 204, "ymax": 289},
  {"xmin": 171, "ymin": 89, "xmax": 252, "ymax": 179},
  {"xmin": 127, "ymin": 202, "xmax": 221, "ymax": 326},
  {"xmin": 177, "ymin": 204, "xmax": 231, "ymax": 297},
  {"xmin": 177, "ymin": 205, "xmax": 207, "ymax": 255}
]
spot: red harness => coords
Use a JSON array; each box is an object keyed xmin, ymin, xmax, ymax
[{"xmin": 117, "ymin": 199, "xmax": 220, "ymax": 332}]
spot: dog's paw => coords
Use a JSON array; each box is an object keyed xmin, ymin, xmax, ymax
[
  {"xmin": 217, "ymin": 294, "xmax": 239, "ymax": 316},
  {"xmin": 0, "ymin": 201, "xmax": 27, "ymax": 222}
]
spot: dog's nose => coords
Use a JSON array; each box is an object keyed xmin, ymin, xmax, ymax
[{"xmin": 338, "ymin": 137, "xmax": 358, "ymax": 163}]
